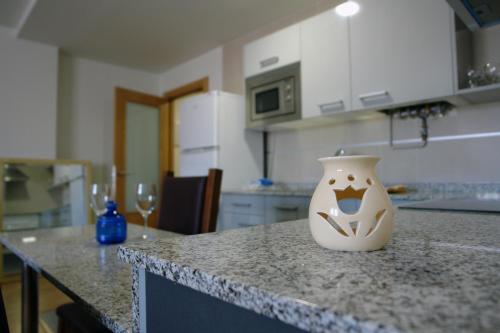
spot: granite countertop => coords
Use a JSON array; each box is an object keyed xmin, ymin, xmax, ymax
[
  {"xmin": 0, "ymin": 224, "xmax": 179, "ymax": 333},
  {"xmin": 223, "ymin": 182, "xmax": 500, "ymax": 202},
  {"xmin": 222, "ymin": 187, "xmax": 432, "ymax": 201},
  {"xmin": 222, "ymin": 188, "xmax": 466, "ymax": 202},
  {"xmin": 118, "ymin": 210, "xmax": 500, "ymax": 333},
  {"xmin": 222, "ymin": 188, "xmax": 314, "ymax": 197}
]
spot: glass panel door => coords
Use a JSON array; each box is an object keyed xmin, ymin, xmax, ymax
[{"xmin": 124, "ymin": 102, "xmax": 160, "ymax": 212}]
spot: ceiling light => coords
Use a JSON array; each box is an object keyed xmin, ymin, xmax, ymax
[{"xmin": 335, "ymin": 1, "xmax": 360, "ymax": 17}]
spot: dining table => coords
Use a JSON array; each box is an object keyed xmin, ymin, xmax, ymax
[{"xmin": 0, "ymin": 224, "xmax": 179, "ymax": 333}]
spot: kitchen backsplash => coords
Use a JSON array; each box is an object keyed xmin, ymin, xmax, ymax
[
  {"xmin": 268, "ymin": 101, "xmax": 500, "ymax": 184},
  {"xmin": 228, "ymin": 182, "xmax": 500, "ymax": 202}
]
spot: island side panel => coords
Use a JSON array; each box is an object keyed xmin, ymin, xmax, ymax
[
  {"xmin": 143, "ymin": 271, "xmax": 305, "ymax": 333},
  {"xmin": 131, "ymin": 266, "xmax": 144, "ymax": 333}
]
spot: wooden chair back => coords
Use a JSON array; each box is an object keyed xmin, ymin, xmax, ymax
[{"xmin": 157, "ymin": 169, "xmax": 222, "ymax": 234}]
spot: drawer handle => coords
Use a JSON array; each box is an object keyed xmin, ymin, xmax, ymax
[
  {"xmin": 274, "ymin": 205, "xmax": 299, "ymax": 212},
  {"xmin": 237, "ymin": 223, "xmax": 256, "ymax": 227},
  {"xmin": 181, "ymin": 146, "xmax": 218, "ymax": 154},
  {"xmin": 358, "ymin": 90, "xmax": 389, "ymax": 100},
  {"xmin": 232, "ymin": 203, "xmax": 252, "ymax": 208},
  {"xmin": 318, "ymin": 100, "xmax": 344, "ymax": 114},
  {"xmin": 260, "ymin": 56, "xmax": 279, "ymax": 68}
]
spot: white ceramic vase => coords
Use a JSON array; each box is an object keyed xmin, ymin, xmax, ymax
[{"xmin": 309, "ymin": 156, "xmax": 395, "ymax": 251}]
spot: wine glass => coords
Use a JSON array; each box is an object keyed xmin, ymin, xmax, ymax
[
  {"xmin": 90, "ymin": 184, "xmax": 111, "ymax": 216},
  {"xmin": 135, "ymin": 183, "xmax": 157, "ymax": 239}
]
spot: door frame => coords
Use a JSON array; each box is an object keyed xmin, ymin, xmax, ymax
[
  {"xmin": 114, "ymin": 87, "xmax": 165, "ymax": 225},
  {"xmin": 114, "ymin": 78, "xmax": 209, "ymax": 226}
]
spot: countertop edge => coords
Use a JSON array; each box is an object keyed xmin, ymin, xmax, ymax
[
  {"xmin": 117, "ymin": 246, "xmax": 402, "ymax": 333},
  {"xmin": 0, "ymin": 236, "xmax": 41, "ymax": 272},
  {"xmin": 222, "ymin": 189, "xmax": 313, "ymax": 197},
  {"xmin": 40, "ymin": 270, "xmax": 131, "ymax": 333},
  {"xmin": 0, "ymin": 235, "xmax": 131, "ymax": 333}
]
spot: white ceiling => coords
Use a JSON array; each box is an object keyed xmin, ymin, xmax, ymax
[
  {"xmin": 6, "ymin": 0, "xmax": 325, "ymax": 73},
  {"xmin": 0, "ymin": 0, "xmax": 32, "ymax": 28}
]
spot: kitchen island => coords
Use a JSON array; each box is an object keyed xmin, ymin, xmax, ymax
[
  {"xmin": 118, "ymin": 210, "xmax": 500, "ymax": 333},
  {"xmin": 0, "ymin": 224, "xmax": 179, "ymax": 333}
]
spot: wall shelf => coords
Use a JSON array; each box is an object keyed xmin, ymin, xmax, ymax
[
  {"xmin": 47, "ymin": 175, "xmax": 83, "ymax": 191},
  {"xmin": 457, "ymin": 83, "xmax": 500, "ymax": 104}
]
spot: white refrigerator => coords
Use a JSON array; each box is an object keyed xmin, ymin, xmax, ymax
[{"xmin": 178, "ymin": 91, "xmax": 262, "ymax": 190}]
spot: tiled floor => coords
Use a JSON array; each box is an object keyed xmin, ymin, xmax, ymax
[{"xmin": 1, "ymin": 276, "xmax": 71, "ymax": 333}]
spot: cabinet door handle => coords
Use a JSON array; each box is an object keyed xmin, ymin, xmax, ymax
[
  {"xmin": 358, "ymin": 90, "xmax": 389, "ymax": 100},
  {"xmin": 237, "ymin": 223, "xmax": 256, "ymax": 227},
  {"xmin": 260, "ymin": 56, "xmax": 279, "ymax": 68},
  {"xmin": 274, "ymin": 205, "xmax": 299, "ymax": 212},
  {"xmin": 181, "ymin": 146, "xmax": 218, "ymax": 154},
  {"xmin": 232, "ymin": 203, "xmax": 252, "ymax": 208},
  {"xmin": 318, "ymin": 100, "xmax": 344, "ymax": 114}
]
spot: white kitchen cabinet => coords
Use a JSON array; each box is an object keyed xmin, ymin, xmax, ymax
[
  {"xmin": 301, "ymin": 11, "xmax": 351, "ymax": 118},
  {"xmin": 217, "ymin": 194, "xmax": 266, "ymax": 231},
  {"xmin": 349, "ymin": 0, "xmax": 455, "ymax": 111},
  {"xmin": 265, "ymin": 196, "xmax": 308, "ymax": 223},
  {"xmin": 243, "ymin": 24, "xmax": 300, "ymax": 78},
  {"xmin": 217, "ymin": 193, "xmax": 310, "ymax": 231},
  {"xmin": 219, "ymin": 212, "xmax": 265, "ymax": 230}
]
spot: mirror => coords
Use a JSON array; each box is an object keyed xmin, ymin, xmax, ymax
[{"xmin": 0, "ymin": 158, "xmax": 92, "ymax": 278}]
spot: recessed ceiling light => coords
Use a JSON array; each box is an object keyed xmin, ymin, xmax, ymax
[{"xmin": 335, "ymin": 1, "xmax": 360, "ymax": 17}]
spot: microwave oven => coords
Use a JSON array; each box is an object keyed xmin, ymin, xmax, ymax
[{"xmin": 246, "ymin": 62, "xmax": 301, "ymax": 129}]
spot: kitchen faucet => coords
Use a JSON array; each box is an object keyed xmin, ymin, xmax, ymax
[{"xmin": 334, "ymin": 148, "xmax": 346, "ymax": 156}]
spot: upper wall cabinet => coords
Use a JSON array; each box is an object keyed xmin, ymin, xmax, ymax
[
  {"xmin": 244, "ymin": 24, "xmax": 300, "ymax": 78},
  {"xmin": 349, "ymin": 0, "xmax": 455, "ymax": 111},
  {"xmin": 301, "ymin": 11, "xmax": 350, "ymax": 119}
]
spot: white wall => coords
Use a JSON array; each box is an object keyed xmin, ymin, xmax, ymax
[
  {"xmin": 161, "ymin": 23, "xmax": 500, "ymax": 186},
  {"xmin": 57, "ymin": 54, "xmax": 159, "ymax": 181},
  {"xmin": 158, "ymin": 47, "xmax": 223, "ymax": 93},
  {"xmin": 473, "ymin": 24, "xmax": 500, "ymax": 69},
  {"xmin": 220, "ymin": 8, "xmax": 500, "ymax": 186},
  {"xmin": 0, "ymin": 26, "xmax": 58, "ymax": 158},
  {"xmin": 3, "ymin": 4, "xmax": 499, "ymax": 187},
  {"xmin": 269, "ymin": 102, "xmax": 500, "ymax": 184}
]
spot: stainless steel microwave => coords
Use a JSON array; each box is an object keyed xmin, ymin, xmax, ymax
[{"xmin": 246, "ymin": 62, "xmax": 301, "ymax": 129}]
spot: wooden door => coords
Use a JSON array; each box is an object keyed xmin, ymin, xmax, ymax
[
  {"xmin": 115, "ymin": 79, "xmax": 209, "ymax": 227},
  {"xmin": 114, "ymin": 88, "xmax": 170, "ymax": 226}
]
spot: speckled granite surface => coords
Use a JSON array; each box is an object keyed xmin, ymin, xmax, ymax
[
  {"xmin": 223, "ymin": 188, "xmax": 314, "ymax": 197},
  {"xmin": 224, "ymin": 182, "xmax": 500, "ymax": 201},
  {"xmin": 119, "ymin": 210, "xmax": 500, "ymax": 333},
  {"xmin": 0, "ymin": 225, "xmax": 179, "ymax": 333}
]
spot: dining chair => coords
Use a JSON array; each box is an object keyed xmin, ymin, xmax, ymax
[
  {"xmin": 1, "ymin": 287, "xmax": 9, "ymax": 333},
  {"xmin": 157, "ymin": 168, "xmax": 223, "ymax": 234}
]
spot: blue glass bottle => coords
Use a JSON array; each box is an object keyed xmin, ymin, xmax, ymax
[{"xmin": 96, "ymin": 201, "xmax": 127, "ymax": 245}]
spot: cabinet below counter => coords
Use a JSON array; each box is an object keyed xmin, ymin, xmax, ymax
[
  {"xmin": 217, "ymin": 190, "xmax": 430, "ymax": 231},
  {"xmin": 217, "ymin": 193, "xmax": 310, "ymax": 231},
  {"xmin": 119, "ymin": 210, "xmax": 500, "ymax": 333}
]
